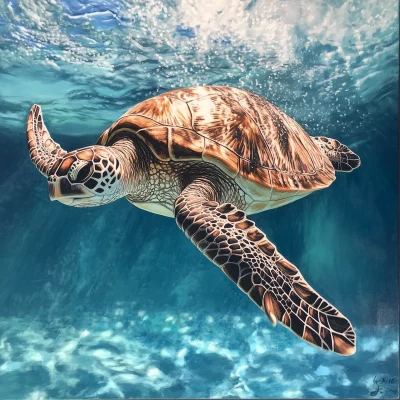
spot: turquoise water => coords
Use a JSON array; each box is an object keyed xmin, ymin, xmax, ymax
[{"xmin": 0, "ymin": 0, "xmax": 399, "ymax": 398}]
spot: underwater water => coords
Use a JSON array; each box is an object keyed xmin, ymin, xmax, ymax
[{"xmin": 0, "ymin": 0, "xmax": 399, "ymax": 398}]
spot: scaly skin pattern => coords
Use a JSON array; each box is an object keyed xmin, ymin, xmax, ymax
[
  {"xmin": 174, "ymin": 178, "xmax": 356, "ymax": 356},
  {"xmin": 46, "ymin": 142, "xmax": 127, "ymax": 208},
  {"xmin": 27, "ymin": 105, "xmax": 67, "ymax": 176},
  {"xmin": 126, "ymin": 158, "xmax": 247, "ymax": 216}
]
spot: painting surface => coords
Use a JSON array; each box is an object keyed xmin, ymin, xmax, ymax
[{"xmin": 0, "ymin": 0, "xmax": 398, "ymax": 398}]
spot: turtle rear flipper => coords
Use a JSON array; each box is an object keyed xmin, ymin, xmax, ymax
[{"xmin": 313, "ymin": 136, "xmax": 361, "ymax": 172}]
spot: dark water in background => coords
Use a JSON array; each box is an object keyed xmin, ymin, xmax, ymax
[{"xmin": 0, "ymin": 0, "xmax": 399, "ymax": 398}]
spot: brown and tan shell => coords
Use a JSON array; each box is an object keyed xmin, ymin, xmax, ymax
[{"xmin": 97, "ymin": 86, "xmax": 335, "ymax": 201}]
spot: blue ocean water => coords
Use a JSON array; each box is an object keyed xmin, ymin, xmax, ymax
[{"xmin": 0, "ymin": 0, "xmax": 398, "ymax": 398}]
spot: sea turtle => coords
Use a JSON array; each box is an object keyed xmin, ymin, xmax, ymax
[{"xmin": 26, "ymin": 85, "xmax": 360, "ymax": 355}]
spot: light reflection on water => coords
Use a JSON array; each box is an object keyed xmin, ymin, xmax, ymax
[
  {"xmin": 0, "ymin": 308, "xmax": 398, "ymax": 399},
  {"xmin": 0, "ymin": 0, "xmax": 398, "ymax": 135}
]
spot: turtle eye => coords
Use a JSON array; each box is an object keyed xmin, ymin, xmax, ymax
[
  {"xmin": 69, "ymin": 162, "xmax": 93, "ymax": 183},
  {"xmin": 76, "ymin": 163, "xmax": 93, "ymax": 182}
]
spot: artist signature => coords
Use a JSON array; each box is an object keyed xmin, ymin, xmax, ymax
[{"xmin": 369, "ymin": 375, "xmax": 398, "ymax": 397}]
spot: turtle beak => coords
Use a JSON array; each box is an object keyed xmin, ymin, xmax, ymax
[{"xmin": 48, "ymin": 177, "xmax": 90, "ymax": 202}]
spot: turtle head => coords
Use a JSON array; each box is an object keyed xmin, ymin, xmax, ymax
[
  {"xmin": 47, "ymin": 146, "xmax": 124, "ymax": 207},
  {"xmin": 27, "ymin": 105, "xmax": 125, "ymax": 208}
]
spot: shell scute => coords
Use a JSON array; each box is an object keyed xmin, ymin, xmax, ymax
[
  {"xmin": 167, "ymin": 86, "xmax": 215, "ymax": 102},
  {"xmin": 238, "ymin": 94, "xmax": 321, "ymax": 173},
  {"xmin": 189, "ymin": 94, "xmax": 270, "ymax": 166},
  {"xmin": 98, "ymin": 115, "xmax": 160, "ymax": 146},
  {"xmin": 125, "ymin": 95, "xmax": 192, "ymax": 129},
  {"xmin": 168, "ymin": 127, "xmax": 204, "ymax": 161},
  {"xmin": 235, "ymin": 158, "xmax": 272, "ymax": 200},
  {"xmin": 203, "ymin": 138, "xmax": 240, "ymax": 178},
  {"xmin": 137, "ymin": 126, "xmax": 170, "ymax": 161}
]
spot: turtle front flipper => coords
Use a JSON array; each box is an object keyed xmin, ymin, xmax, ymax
[
  {"xmin": 26, "ymin": 105, "xmax": 67, "ymax": 177},
  {"xmin": 174, "ymin": 179, "xmax": 356, "ymax": 356}
]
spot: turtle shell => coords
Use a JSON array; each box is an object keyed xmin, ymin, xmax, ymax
[{"xmin": 97, "ymin": 86, "xmax": 335, "ymax": 203}]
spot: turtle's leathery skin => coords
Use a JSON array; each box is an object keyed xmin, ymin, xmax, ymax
[
  {"xmin": 174, "ymin": 178, "xmax": 356, "ymax": 356},
  {"xmin": 126, "ymin": 160, "xmax": 247, "ymax": 217}
]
